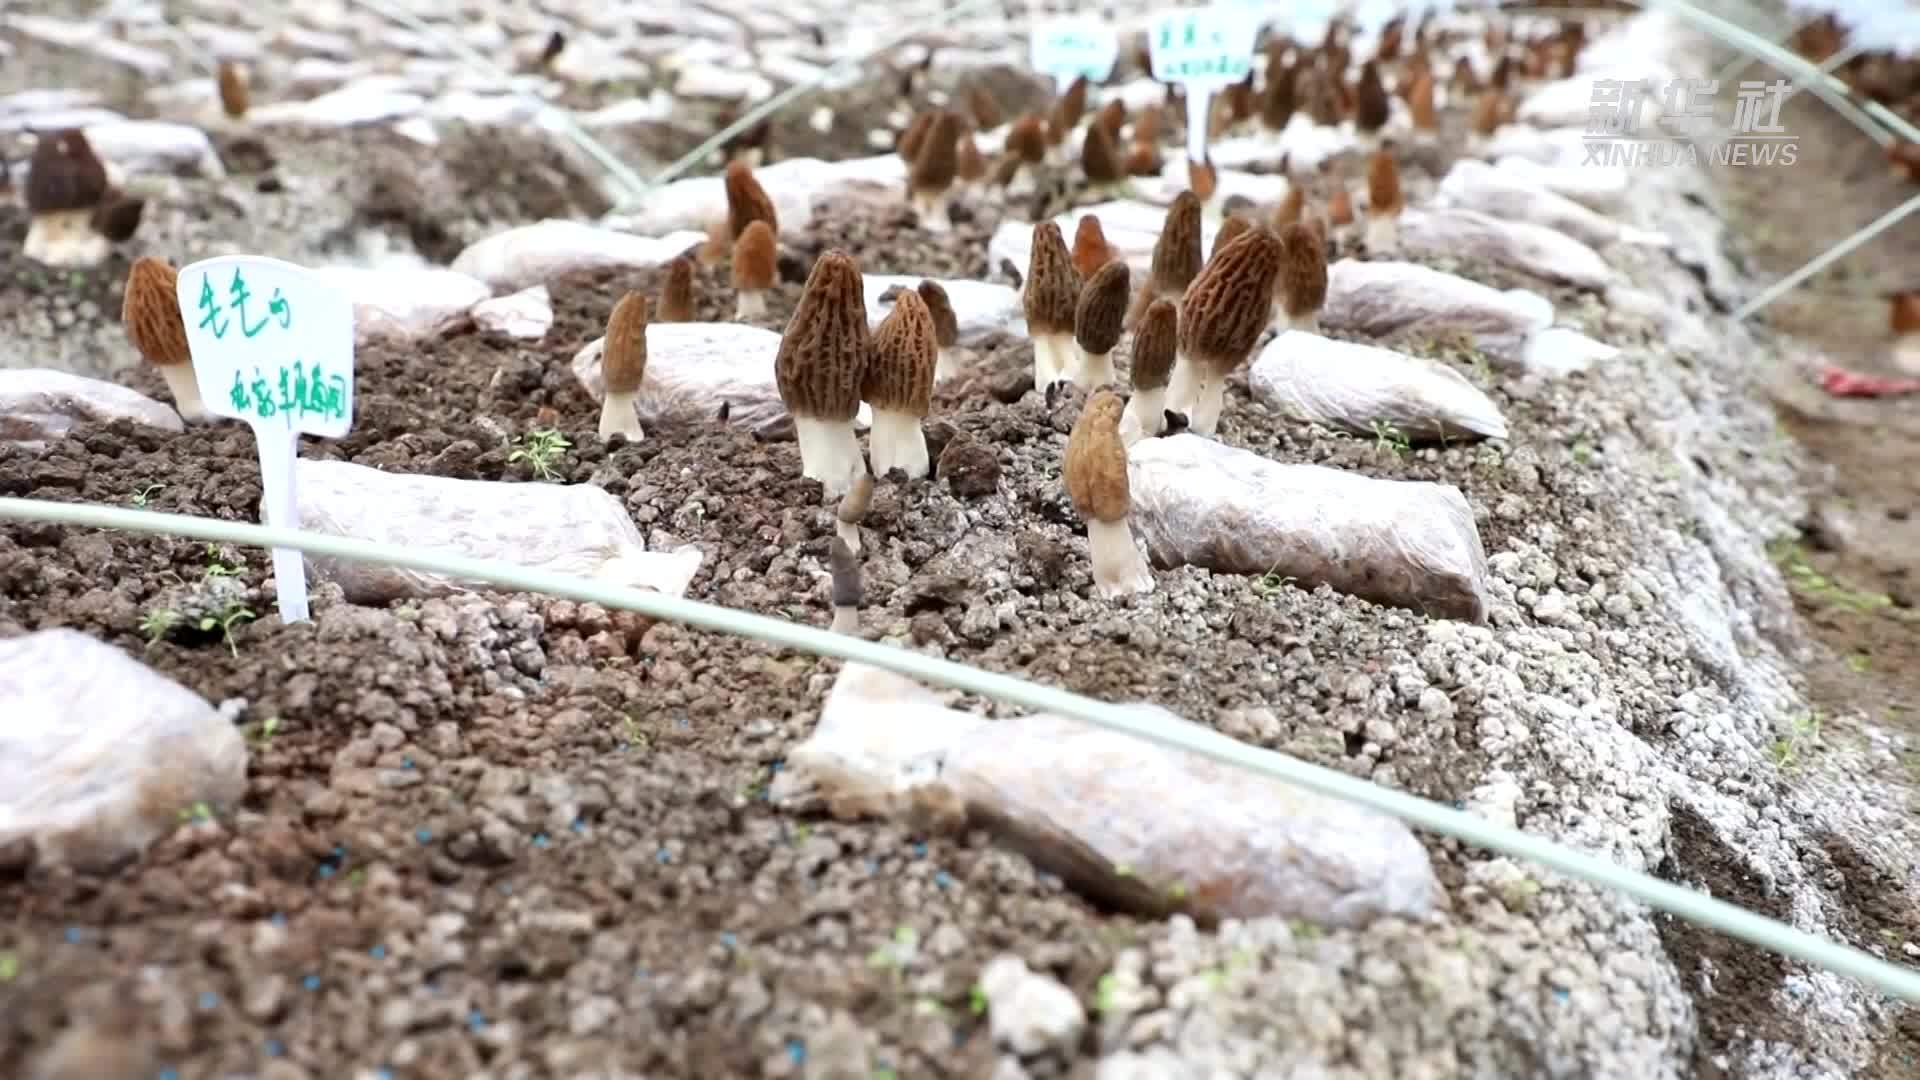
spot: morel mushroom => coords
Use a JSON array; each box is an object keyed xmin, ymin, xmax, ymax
[
  {"xmin": 725, "ymin": 159, "xmax": 779, "ymax": 243},
  {"xmin": 1407, "ymin": 68, "xmax": 1438, "ymax": 140},
  {"xmin": 775, "ymin": 250, "xmax": 870, "ymax": 498},
  {"xmin": 1261, "ymin": 61, "xmax": 1296, "ymax": 134},
  {"xmin": 1064, "ymin": 390, "xmax": 1154, "ymax": 599},
  {"xmin": 898, "ymin": 110, "xmax": 935, "ymax": 166},
  {"xmin": 1174, "ymin": 225, "xmax": 1283, "ymax": 436},
  {"xmin": 1277, "ymin": 219, "xmax": 1329, "ymax": 333},
  {"xmin": 1022, "ymin": 221, "xmax": 1080, "ymax": 391},
  {"xmin": 217, "ymin": 60, "xmax": 249, "ymax": 120},
  {"xmin": 1354, "ymin": 60, "xmax": 1389, "ymax": 139},
  {"xmin": 1364, "ymin": 146, "xmax": 1403, "ymax": 253},
  {"xmin": 1328, "ymin": 185, "xmax": 1355, "ymax": 227},
  {"xmin": 1119, "ymin": 297, "xmax": 1177, "ymax": 445},
  {"xmin": 122, "ymin": 256, "xmax": 204, "ymax": 420},
  {"xmin": 918, "ymin": 279, "xmax": 961, "ymax": 382},
  {"xmin": 599, "ymin": 291, "xmax": 649, "ymax": 441},
  {"xmin": 1071, "ymin": 213, "xmax": 1114, "ymax": 279},
  {"xmin": 828, "ymin": 535, "xmax": 863, "ymax": 635},
  {"xmin": 24, "ymin": 129, "xmax": 110, "ymax": 268},
  {"xmin": 1272, "ymin": 184, "xmax": 1304, "ymax": 229},
  {"xmin": 732, "ymin": 220, "xmax": 776, "ymax": 320},
  {"xmin": 1891, "ymin": 288, "xmax": 1920, "ymax": 371},
  {"xmin": 1081, "ymin": 121, "xmax": 1124, "ymax": 193},
  {"xmin": 836, "ymin": 472, "xmax": 874, "ymax": 557},
  {"xmin": 1211, "ymin": 215, "xmax": 1252, "ymax": 261},
  {"xmin": 967, "ymin": 84, "xmax": 1004, "ymax": 131},
  {"xmin": 1124, "ymin": 189, "xmax": 1201, "ymax": 330},
  {"xmin": 1071, "ymin": 260, "xmax": 1129, "ymax": 390},
  {"xmin": 909, "ymin": 110, "xmax": 961, "ymax": 233},
  {"xmin": 659, "ymin": 255, "xmax": 696, "ymax": 322},
  {"xmin": 863, "ymin": 287, "xmax": 937, "ymax": 480}
]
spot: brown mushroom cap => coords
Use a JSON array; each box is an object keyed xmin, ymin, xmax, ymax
[
  {"xmin": 732, "ymin": 219, "xmax": 776, "ymax": 291},
  {"xmin": 1150, "ymin": 190, "xmax": 1204, "ymax": 296},
  {"xmin": 123, "ymin": 256, "xmax": 191, "ymax": 369},
  {"xmin": 92, "ymin": 196, "xmax": 145, "ymax": 243},
  {"xmin": 899, "ymin": 111, "xmax": 935, "ymax": 165},
  {"xmin": 217, "ymin": 61, "xmax": 249, "ymax": 119},
  {"xmin": 1023, "ymin": 221, "xmax": 1080, "ymax": 336},
  {"xmin": 1280, "ymin": 220, "xmax": 1329, "ymax": 318},
  {"xmin": 910, "ymin": 110, "xmax": 961, "ymax": 196},
  {"xmin": 864, "ymin": 287, "xmax": 936, "ymax": 417},
  {"xmin": 1211, "ymin": 215, "xmax": 1253, "ymax": 261},
  {"xmin": 1074, "ymin": 260, "xmax": 1130, "ymax": 356},
  {"xmin": 775, "ymin": 249, "xmax": 869, "ymax": 421},
  {"xmin": 1272, "ymin": 185, "xmax": 1305, "ymax": 229},
  {"xmin": 659, "ymin": 255, "xmax": 696, "ymax": 322},
  {"xmin": 917, "ymin": 280, "xmax": 958, "ymax": 349},
  {"xmin": 1261, "ymin": 62, "xmax": 1297, "ymax": 131},
  {"xmin": 1354, "ymin": 60, "xmax": 1389, "ymax": 133},
  {"xmin": 1124, "ymin": 142, "xmax": 1161, "ymax": 177},
  {"xmin": 967, "ymin": 85, "xmax": 1003, "ymax": 131},
  {"xmin": 724, "ymin": 159, "xmax": 778, "ymax": 242},
  {"xmin": 1007, "ymin": 113, "xmax": 1048, "ymax": 164},
  {"xmin": 956, "ymin": 133, "xmax": 986, "ymax": 183},
  {"xmin": 838, "ymin": 472, "xmax": 875, "ymax": 524},
  {"xmin": 1081, "ymin": 120, "xmax": 1123, "ymax": 186},
  {"xmin": 1180, "ymin": 225, "xmax": 1283, "ymax": 375},
  {"xmin": 1188, "ymin": 157, "xmax": 1218, "ymax": 200},
  {"xmin": 603, "ymin": 291, "xmax": 650, "ymax": 395},
  {"xmin": 1408, "ymin": 69, "xmax": 1438, "ymax": 131},
  {"xmin": 25, "ymin": 129, "xmax": 108, "ymax": 215},
  {"xmin": 1131, "ymin": 298, "xmax": 1178, "ymax": 392},
  {"xmin": 1328, "ymin": 186, "xmax": 1355, "ymax": 226},
  {"xmin": 1054, "ymin": 76, "xmax": 1090, "ymax": 137},
  {"xmin": 1095, "ymin": 99, "xmax": 1127, "ymax": 142},
  {"xmin": 1071, "ymin": 214, "xmax": 1114, "ymax": 280},
  {"xmin": 1471, "ymin": 90, "xmax": 1503, "ymax": 136},
  {"xmin": 1367, "ymin": 148, "xmax": 1403, "ymax": 216},
  {"xmin": 1063, "ymin": 390, "xmax": 1130, "ymax": 524}
]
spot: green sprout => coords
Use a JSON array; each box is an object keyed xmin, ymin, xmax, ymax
[
  {"xmin": 201, "ymin": 604, "xmax": 256, "ymax": 657},
  {"xmin": 509, "ymin": 429, "xmax": 573, "ymax": 482},
  {"xmin": 128, "ymin": 483, "xmax": 164, "ymax": 508},
  {"xmin": 1771, "ymin": 712, "xmax": 1823, "ymax": 772},
  {"xmin": 248, "ymin": 715, "xmax": 282, "ymax": 745},
  {"xmin": 0, "ymin": 951, "xmax": 17, "ymax": 981},
  {"xmin": 968, "ymin": 984, "xmax": 988, "ymax": 1015},
  {"xmin": 140, "ymin": 608, "xmax": 182, "ymax": 648},
  {"xmin": 176, "ymin": 801, "xmax": 215, "ymax": 823},
  {"xmin": 1251, "ymin": 563, "xmax": 1296, "ymax": 598},
  {"xmin": 1094, "ymin": 973, "xmax": 1120, "ymax": 1014},
  {"xmin": 1769, "ymin": 540, "xmax": 1897, "ymax": 616},
  {"xmin": 203, "ymin": 543, "xmax": 243, "ymax": 577},
  {"xmin": 1371, "ymin": 420, "xmax": 1411, "ymax": 457}
]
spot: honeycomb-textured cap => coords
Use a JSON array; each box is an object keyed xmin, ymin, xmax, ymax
[
  {"xmin": 956, "ymin": 134, "xmax": 986, "ymax": 183},
  {"xmin": 1071, "ymin": 214, "xmax": 1114, "ymax": 280},
  {"xmin": 1261, "ymin": 61, "xmax": 1296, "ymax": 131},
  {"xmin": 864, "ymin": 287, "xmax": 937, "ymax": 416},
  {"xmin": 1328, "ymin": 186, "xmax": 1354, "ymax": 226},
  {"xmin": 1211, "ymin": 215, "xmax": 1252, "ymax": 262},
  {"xmin": 1056, "ymin": 76, "xmax": 1090, "ymax": 135},
  {"xmin": 1367, "ymin": 148, "xmax": 1403, "ymax": 217},
  {"xmin": 602, "ymin": 291, "xmax": 650, "ymax": 395},
  {"xmin": 659, "ymin": 255, "xmax": 696, "ymax": 322},
  {"xmin": 122, "ymin": 256, "xmax": 191, "ymax": 369},
  {"xmin": 917, "ymin": 280, "xmax": 958, "ymax": 349},
  {"xmin": 967, "ymin": 85, "xmax": 1003, "ymax": 131},
  {"xmin": 910, "ymin": 110, "xmax": 961, "ymax": 195},
  {"xmin": 25, "ymin": 129, "xmax": 108, "ymax": 215},
  {"xmin": 216, "ymin": 61, "xmax": 249, "ymax": 119},
  {"xmin": 732, "ymin": 219, "xmax": 776, "ymax": 291},
  {"xmin": 1150, "ymin": 190, "xmax": 1203, "ymax": 296},
  {"xmin": 1081, "ymin": 121, "xmax": 1123, "ymax": 186},
  {"xmin": 1095, "ymin": 99, "xmax": 1127, "ymax": 141},
  {"xmin": 1007, "ymin": 113, "xmax": 1048, "ymax": 164},
  {"xmin": 829, "ymin": 535, "xmax": 863, "ymax": 608},
  {"xmin": 1180, "ymin": 225, "xmax": 1283, "ymax": 374},
  {"xmin": 898, "ymin": 110, "xmax": 934, "ymax": 166},
  {"xmin": 1074, "ymin": 260, "xmax": 1130, "ymax": 356},
  {"xmin": 1355, "ymin": 60, "xmax": 1389, "ymax": 133},
  {"xmin": 1063, "ymin": 390, "xmax": 1130, "ymax": 524},
  {"xmin": 1272, "ymin": 184, "xmax": 1305, "ymax": 229},
  {"xmin": 775, "ymin": 249, "xmax": 869, "ymax": 421},
  {"xmin": 1022, "ymin": 222, "xmax": 1080, "ymax": 336},
  {"xmin": 1408, "ymin": 69, "xmax": 1438, "ymax": 131},
  {"xmin": 91, "ymin": 196, "xmax": 145, "ymax": 243},
  {"xmin": 1279, "ymin": 221, "xmax": 1329, "ymax": 318},
  {"xmin": 724, "ymin": 159, "xmax": 778, "ymax": 242},
  {"xmin": 1130, "ymin": 298, "xmax": 1177, "ymax": 392}
]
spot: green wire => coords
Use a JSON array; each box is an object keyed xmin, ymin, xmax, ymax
[{"xmin": 3, "ymin": 495, "xmax": 1917, "ymax": 1003}]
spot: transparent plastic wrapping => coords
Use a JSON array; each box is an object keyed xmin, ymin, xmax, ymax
[
  {"xmin": 0, "ymin": 369, "xmax": 183, "ymax": 449},
  {"xmin": 1250, "ymin": 330, "xmax": 1510, "ymax": 443}
]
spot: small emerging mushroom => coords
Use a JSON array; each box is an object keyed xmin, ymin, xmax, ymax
[
  {"xmin": 1048, "ymin": 76, "xmax": 1090, "ymax": 162},
  {"xmin": 599, "ymin": 291, "xmax": 649, "ymax": 441},
  {"xmin": 776, "ymin": 250, "xmax": 870, "ymax": 498},
  {"xmin": 1023, "ymin": 221, "xmax": 1080, "ymax": 391},
  {"xmin": 1119, "ymin": 297, "xmax": 1177, "ymax": 446},
  {"xmin": 1125, "ymin": 189, "xmax": 1201, "ymax": 330},
  {"xmin": 726, "ymin": 159, "xmax": 779, "ymax": 243},
  {"xmin": 1211, "ymin": 215, "xmax": 1252, "ymax": 261},
  {"xmin": 659, "ymin": 255, "xmax": 696, "ymax": 322},
  {"xmin": 836, "ymin": 472, "xmax": 873, "ymax": 556},
  {"xmin": 1188, "ymin": 156, "xmax": 1218, "ymax": 202},
  {"xmin": 1261, "ymin": 61, "xmax": 1297, "ymax": 134},
  {"xmin": 1071, "ymin": 214, "xmax": 1114, "ymax": 279},
  {"xmin": 1890, "ymin": 288, "xmax": 1920, "ymax": 371},
  {"xmin": 24, "ymin": 129, "xmax": 110, "ymax": 268},
  {"xmin": 967, "ymin": 85, "xmax": 1003, "ymax": 131},
  {"xmin": 1272, "ymin": 184, "xmax": 1305, "ymax": 229},
  {"xmin": 828, "ymin": 535, "xmax": 863, "ymax": 634},
  {"xmin": 918, "ymin": 280, "xmax": 961, "ymax": 382},
  {"xmin": 1277, "ymin": 220, "xmax": 1329, "ymax": 333},
  {"xmin": 1364, "ymin": 146, "xmax": 1403, "ymax": 253},
  {"xmin": 1081, "ymin": 121, "xmax": 1124, "ymax": 195},
  {"xmin": 92, "ymin": 196, "xmax": 145, "ymax": 244},
  {"xmin": 732, "ymin": 220, "xmax": 776, "ymax": 321},
  {"xmin": 1064, "ymin": 390, "xmax": 1154, "ymax": 599},
  {"xmin": 1408, "ymin": 68, "xmax": 1439, "ymax": 140},
  {"xmin": 1354, "ymin": 60, "xmax": 1389, "ymax": 140},
  {"xmin": 1071, "ymin": 260, "xmax": 1129, "ymax": 390},
  {"xmin": 909, "ymin": 110, "xmax": 961, "ymax": 233},
  {"xmin": 216, "ymin": 60, "xmax": 249, "ymax": 120},
  {"xmin": 956, "ymin": 132, "xmax": 987, "ymax": 190},
  {"xmin": 1095, "ymin": 99, "xmax": 1127, "ymax": 142},
  {"xmin": 122, "ymin": 256, "xmax": 204, "ymax": 420},
  {"xmin": 898, "ymin": 110, "xmax": 935, "ymax": 166},
  {"xmin": 863, "ymin": 286, "xmax": 937, "ymax": 480},
  {"xmin": 1328, "ymin": 185, "xmax": 1355, "ymax": 227},
  {"xmin": 1174, "ymin": 225, "xmax": 1283, "ymax": 436}
]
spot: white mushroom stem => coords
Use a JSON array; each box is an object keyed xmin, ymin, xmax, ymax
[
  {"xmin": 735, "ymin": 290, "xmax": 768, "ymax": 321},
  {"xmin": 793, "ymin": 415, "xmax": 866, "ymax": 498},
  {"xmin": 1163, "ymin": 351, "xmax": 1198, "ymax": 419},
  {"xmin": 598, "ymin": 389, "xmax": 645, "ymax": 440},
  {"xmin": 911, "ymin": 188, "xmax": 953, "ymax": 234},
  {"xmin": 1267, "ymin": 302, "xmax": 1294, "ymax": 333},
  {"xmin": 834, "ymin": 518, "xmax": 862, "ymax": 555},
  {"xmin": 1365, "ymin": 213, "xmax": 1400, "ymax": 253},
  {"xmin": 1032, "ymin": 331, "xmax": 1074, "ymax": 390},
  {"xmin": 23, "ymin": 210, "xmax": 109, "ymax": 268},
  {"xmin": 1072, "ymin": 348, "xmax": 1117, "ymax": 390},
  {"xmin": 934, "ymin": 346, "xmax": 963, "ymax": 382},
  {"xmin": 866, "ymin": 407, "xmax": 929, "ymax": 480},
  {"xmin": 830, "ymin": 604, "xmax": 861, "ymax": 634},
  {"xmin": 1118, "ymin": 387, "xmax": 1166, "ymax": 447},
  {"xmin": 156, "ymin": 364, "xmax": 208, "ymax": 422},
  {"xmin": 1894, "ymin": 331, "xmax": 1920, "ymax": 377},
  {"xmin": 1187, "ymin": 371, "xmax": 1228, "ymax": 437},
  {"xmin": 1087, "ymin": 517, "xmax": 1154, "ymax": 598},
  {"xmin": 1292, "ymin": 309, "xmax": 1321, "ymax": 335}
]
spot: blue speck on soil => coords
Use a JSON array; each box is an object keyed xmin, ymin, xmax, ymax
[
  {"xmin": 197, "ymin": 991, "xmax": 218, "ymax": 1009},
  {"xmin": 865, "ymin": 859, "xmax": 879, "ymax": 873},
  {"xmin": 303, "ymin": 974, "xmax": 320, "ymax": 991},
  {"xmin": 786, "ymin": 1038, "xmax": 806, "ymax": 1065},
  {"xmin": 158, "ymin": 1069, "xmax": 179, "ymax": 1080},
  {"xmin": 656, "ymin": 847, "xmax": 672, "ymax": 863},
  {"xmin": 532, "ymin": 833, "xmax": 549, "ymax": 848},
  {"xmin": 370, "ymin": 945, "xmax": 387, "ymax": 959},
  {"xmin": 264, "ymin": 1039, "xmax": 283, "ymax": 1057},
  {"xmin": 571, "ymin": 819, "xmax": 585, "ymax": 833},
  {"xmin": 62, "ymin": 927, "xmax": 81, "ymax": 944},
  {"xmin": 333, "ymin": 844, "xmax": 345, "ymax": 856},
  {"xmin": 935, "ymin": 871, "xmax": 953, "ymax": 889},
  {"xmin": 1552, "ymin": 987, "xmax": 1569, "ymax": 1002},
  {"xmin": 912, "ymin": 842, "xmax": 927, "ymax": 858},
  {"xmin": 316, "ymin": 864, "xmax": 334, "ymax": 879},
  {"xmin": 401, "ymin": 757, "xmax": 413, "ymax": 769},
  {"xmin": 415, "ymin": 828, "xmax": 432, "ymax": 843},
  {"xmin": 269, "ymin": 912, "xmax": 286, "ymax": 927},
  {"xmin": 770, "ymin": 760, "xmax": 784, "ymax": 772},
  {"xmin": 720, "ymin": 932, "xmax": 737, "ymax": 948},
  {"xmin": 468, "ymin": 1008, "xmax": 487, "ymax": 1031}
]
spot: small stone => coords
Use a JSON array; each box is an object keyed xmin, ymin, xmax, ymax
[{"xmin": 939, "ymin": 438, "xmax": 1001, "ymax": 497}]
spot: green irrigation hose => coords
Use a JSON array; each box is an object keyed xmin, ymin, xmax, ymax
[{"xmin": 3, "ymin": 496, "xmax": 1919, "ymax": 1003}]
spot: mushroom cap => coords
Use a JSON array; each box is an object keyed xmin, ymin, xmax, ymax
[
  {"xmin": 1408, "ymin": 69, "xmax": 1438, "ymax": 130},
  {"xmin": 603, "ymin": 291, "xmax": 650, "ymax": 395},
  {"xmin": 910, "ymin": 110, "xmax": 961, "ymax": 195},
  {"xmin": 1366, "ymin": 148, "xmax": 1403, "ymax": 217},
  {"xmin": 1180, "ymin": 225, "xmax": 1283, "ymax": 375},
  {"xmin": 1131, "ymin": 298, "xmax": 1178, "ymax": 392},
  {"xmin": 659, "ymin": 255, "xmax": 697, "ymax": 322},
  {"xmin": 1272, "ymin": 184, "xmax": 1305, "ymax": 229},
  {"xmin": 1355, "ymin": 60, "xmax": 1389, "ymax": 133},
  {"xmin": 91, "ymin": 196, "xmax": 145, "ymax": 243},
  {"xmin": 1328, "ymin": 186, "xmax": 1355, "ymax": 226},
  {"xmin": 1188, "ymin": 157, "xmax": 1218, "ymax": 201},
  {"xmin": 1074, "ymin": 260, "xmax": 1130, "ymax": 356},
  {"xmin": 1211, "ymin": 215, "xmax": 1253, "ymax": 261},
  {"xmin": 724, "ymin": 159, "xmax": 778, "ymax": 242},
  {"xmin": 216, "ymin": 61, "xmax": 249, "ymax": 119},
  {"xmin": 864, "ymin": 287, "xmax": 936, "ymax": 416},
  {"xmin": 775, "ymin": 249, "xmax": 869, "ymax": 421},
  {"xmin": 1095, "ymin": 99, "xmax": 1127, "ymax": 141},
  {"xmin": 829, "ymin": 536, "xmax": 863, "ymax": 608},
  {"xmin": 1471, "ymin": 90, "xmax": 1503, "ymax": 136},
  {"xmin": 1280, "ymin": 221, "xmax": 1329, "ymax": 317},
  {"xmin": 1081, "ymin": 121, "xmax": 1123, "ymax": 187},
  {"xmin": 1261, "ymin": 61, "xmax": 1297, "ymax": 131},
  {"xmin": 122, "ymin": 256, "xmax": 191, "ymax": 369},
  {"xmin": 1071, "ymin": 214, "xmax": 1114, "ymax": 280},
  {"xmin": 732, "ymin": 219, "xmax": 777, "ymax": 291},
  {"xmin": 1124, "ymin": 141, "xmax": 1161, "ymax": 177},
  {"xmin": 837, "ymin": 472, "xmax": 875, "ymax": 524},
  {"xmin": 1150, "ymin": 190, "xmax": 1204, "ymax": 296},
  {"xmin": 956, "ymin": 134, "xmax": 986, "ymax": 183},
  {"xmin": 1054, "ymin": 76, "xmax": 1090, "ymax": 136},
  {"xmin": 25, "ymin": 128, "xmax": 108, "ymax": 215},
  {"xmin": 898, "ymin": 110, "xmax": 935, "ymax": 165},
  {"xmin": 1063, "ymin": 390, "xmax": 1130, "ymax": 524},
  {"xmin": 1022, "ymin": 221, "xmax": 1080, "ymax": 336},
  {"xmin": 1007, "ymin": 114, "xmax": 1048, "ymax": 164},
  {"xmin": 916, "ymin": 280, "xmax": 959, "ymax": 349},
  {"xmin": 967, "ymin": 85, "xmax": 1003, "ymax": 131}
]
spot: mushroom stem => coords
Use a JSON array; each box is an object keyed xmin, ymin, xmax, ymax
[
  {"xmin": 866, "ymin": 407, "xmax": 929, "ymax": 480},
  {"xmin": 735, "ymin": 290, "xmax": 768, "ymax": 321},
  {"xmin": 599, "ymin": 389, "xmax": 645, "ymax": 441},
  {"xmin": 1072, "ymin": 348, "xmax": 1116, "ymax": 390},
  {"xmin": 830, "ymin": 604, "xmax": 861, "ymax": 634},
  {"xmin": 793, "ymin": 415, "xmax": 866, "ymax": 498},
  {"xmin": 911, "ymin": 189, "xmax": 953, "ymax": 234},
  {"xmin": 1365, "ymin": 214, "xmax": 1400, "ymax": 253},
  {"xmin": 157, "ymin": 364, "xmax": 208, "ymax": 422},
  {"xmin": 934, "ymin": 346, "xmax": 963, "ymax": 382},
  {"xmin": 1894, "ymin": 331, "xmax": 1920, "ymax": 376},
  {"xmin": 835, "ymin": 518, "xmax": 862, "ymax": 555},
  {"xmin": 24, "ymin": 209, "xmax": 108, "ymax": 268},
  {"xmin": 1118, "ymin": 388, "xmax": 1167, "ymax": 446},
  {"xmin": 1187, "ymin": 372, "xmax": 1228, "ymax": 437},
  {"xmin": 1086, "ymin": 517, "xmax": 1154, "ymax": 598},
  {"xmin": 1163, "ymin": 352, "xmax": 1197, "ymax": 419},
  {"xmin": 1033, "ymin": 332, "xmax": 1074, "ymax": 391}
]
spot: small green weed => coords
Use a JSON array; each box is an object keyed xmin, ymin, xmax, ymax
[
  {"xmin": 1769, "ymin": 540, "xmax": 1896, "ymax": 616},
  {"xmin": 1771, "ymin": 712, "xmax": 1823, "ymax": 771},
  {"xmin": 510, "ymin": 429, "xmax": 572, "ymax": 481},
  {"xmin": 128, "ymin": 483, "xmax": 164, "ymax": 508},
  {"xmin": 1371, "ymin": 420, "xmax": 1411, "ymax": 457}
]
